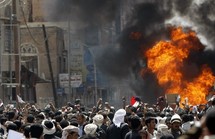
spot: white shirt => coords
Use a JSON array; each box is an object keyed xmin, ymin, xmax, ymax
[{"xmin": 204, "ymin": 135, "xmax": 215, "ymax": 139}]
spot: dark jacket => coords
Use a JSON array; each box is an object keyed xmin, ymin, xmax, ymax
[
  {"xmin": 106, "ymin": 123, "xmax": 129, "ymax": 139},
  {"xmin": 43, "ymin": 134, "xmax": 61, "ymax": 139},
  {"xmin": 124, "ymin": 130, "xmax": 142, "ymax": 139}
]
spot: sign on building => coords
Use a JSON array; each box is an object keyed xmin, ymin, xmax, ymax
[{"xmin": 59, "ymin": 73, "xmax": 82, "ymax": 88}]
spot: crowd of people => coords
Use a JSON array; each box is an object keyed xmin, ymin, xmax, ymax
[{"xmin": 0, "ymin": 95, "xmax": 215, "ymax": 139}]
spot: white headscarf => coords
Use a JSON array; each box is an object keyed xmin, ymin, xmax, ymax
[{"xmin": 112, "ymin": 109, "xmax": 126, "ymax": 127}]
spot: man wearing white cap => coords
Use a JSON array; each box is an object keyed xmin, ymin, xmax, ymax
[
  {"xmin": 168, "ymin": 114, "xmax": 184, "ymax": 139},
  {"xmin": 93, "ymin": 114, "xmax": 104, "ymax": 128},
  {"xmin": 106, "ymin": 109, "xmax": 129, "ymax": 139},
  {"xmin": 41, "ymin": 120, "xmax": 60, "ymax": 139},
  {"xmin": 92, "ymin": 114, "xmax": 107, "ymax": 139},
  {"xmin": 61, "ymin": 125, "xmax": 79, "ymax": 139}
]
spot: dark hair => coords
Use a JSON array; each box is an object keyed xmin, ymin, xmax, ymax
[
  {"xmin": 129, "ymin": 115, "xmax": 141, "ymax": 130},
  {"xmin": 30, "ymin": 124, "xmax": 43, "ymax": 138},
  {"xmin": 60, "ymin": 119, "xmax": 69, "ymax": 129},
  {"xmin": 0, "ymin": 128, "xmax": 4, "ymax": 135},
  {"xmin": 206, "ymin": 109, "xmax": 215, "ymax": 134},
  {"xmin": 130, "ymin": 107, "xmax": 137, "ymax": 113},
  {"xmin": 70, "ymin": 119, "xmax": 79, "ymax": 127},
  {"xmin": 0, "ymin": 117, "xmax": 7, "ymax": 125},
  {"xmin": 49, "ymin": 111, "xmax": 55, "ymax": 119},
  {"xmin": 7, "ymin": 111, "xmax": 15, "ymax": 120},
  {"xmin": 80, "ymin": 134, "xmax": 98, "ymax": 139},
  {"xmin": 36, "ymin": 113, "xmax": 45, "ymax": 120},
  {"xmin": 77, "ymin": 113, "xmax": 86, "ymax": 119},
  {"xmin": 145, "ymin": 117, "xmax": 157, "ymax": 126},
  {"xmin": 160, "ymin": 134, "xmax": 174, "ymax": 139},
  {"xmin": 55, "ymin": 111, "xmax": 62, "ymax": 116},
  {"xmin": 27, "ymin": 114, "xmax": 35, "ymax": 123},
  {"xmin": 7, "ymin": 123, "xmax": 18, "ymax": 132},
  {"xmin": 181, "ymin": 114, "xmax": 189, "ymax": 123},
  {"xmin": 23, "ymin": 125, "xmax": 30, "ymax": 138},
  {"xmin": 212, "ymin": 98, "xmax": 215, "ymax": 105},
  {"xmin": 13, "ymin": 120, "xmax": 22, "ymax": 131},
  {"xmin": 54, "ymin": 115, "xmax": 63, "ymax": 122}
]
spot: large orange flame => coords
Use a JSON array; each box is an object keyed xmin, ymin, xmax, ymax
[{"xmin": 145, "ymin": 27, "xmax": 215, "ymax": 106}]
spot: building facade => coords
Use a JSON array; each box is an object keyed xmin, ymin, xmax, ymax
[{"xmin": 0, "ymin": 0, "xmax": 138, "ymax": 108}]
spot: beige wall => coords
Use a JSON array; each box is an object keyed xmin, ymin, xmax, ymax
[
  {"xmin": 32, "ymin": 0, "xmax": 45, "ymax": 22},
  {"xmin": 20, "ymin": 25, "xmax": 64, "ymax": 79},
  {"xmin": 35, "ymin": 83, "xmax": 53, "ymax": 108}
]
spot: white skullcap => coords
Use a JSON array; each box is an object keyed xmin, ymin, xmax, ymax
[
  {"xmin": 93, "ymin": 114, "xmax": 104, "ymax": 127},
  {"xmin": 61, "ymin": 125, "xmax": 79, "ymax": 139},
  {"xmin": 84, "ymin": 123, "xmax": 98, "ymax": 135}
]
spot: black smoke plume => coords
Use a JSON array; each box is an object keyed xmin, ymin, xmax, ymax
[
  {"xmin": 43, "ymin": 0, "xmax": 215, "ymax": 104},
  {"xmin": 42, "ymin": 0, "xmax": 118, "ymax": 25},
  {"xmin": 97, "ymin": 0, "xmax": 215, "ymax": 103}
]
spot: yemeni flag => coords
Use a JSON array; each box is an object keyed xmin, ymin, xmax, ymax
[{"xmin": 130, "ymin": 96, "xmax": 141, "ymax": 107}]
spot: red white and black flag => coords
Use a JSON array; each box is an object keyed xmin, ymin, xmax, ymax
[{"xmin": 130, "ymin": 96, "xmax": 141, "ymax": 107}]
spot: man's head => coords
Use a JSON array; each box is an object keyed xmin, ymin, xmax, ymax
[
  {"xmin": 170, "ymin": 114, "xmax": 182, "ymax": 131},
  {"xmin": 93, "ymin": 114, "xmax": 104, "ymax": 127},
  {"xmin": 84, "ymin": 123, "xmax": 97, "ymax": 136},
  {"xmin": 129, "ymin": 115, "xmax": 141, "ymax": 130},
  {"xmin": 62, "ymin": 125, "xmax": 79, "ymax": 139},
  {"xmin": 205, "ymin": 109, "xmax": 215, "ymax": 134},
  {"xmin": 30, "ymin": 124, "xmax": 43, "ymax": 138},
  {"xmin": 27, "ymin": 114, "xmax": 35, "ymax": 123},
  {"xmin": 76, "ymin": 113, "xmax": 86, "ymax": 125},
  {"xmin": 41, "ymin": 120, "xmax": 56, "ymax": 135},
  {"xmin": 145, "ymin": 117, "xmax": 157, "ymax": 130}
]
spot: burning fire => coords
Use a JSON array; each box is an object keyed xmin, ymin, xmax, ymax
[{"xmin": 145, "ymin": 27, "xmax": 215, "ymax": 106}]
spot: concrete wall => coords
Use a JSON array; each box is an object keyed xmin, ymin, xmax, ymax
[{"xmin": 35, "ymin": 83, "xmax": 53, "ymax": 109}]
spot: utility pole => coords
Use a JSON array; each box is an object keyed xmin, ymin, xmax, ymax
[
  {"xmin": 42, "ymin": 24, "xmax": 58, "ymax": 107},
  {"xmin": 12, "ymin": 0, "xmax": 20, "ymax": 106},
  {"xmin": 68, "ymin": 19, "xmax": 71, "ymax": 101}
]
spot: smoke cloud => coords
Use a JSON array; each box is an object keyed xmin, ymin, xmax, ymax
[
  {"xmin": 42, "ymin": 0, "xmax": 118, "ymax": 25},
  {"xmin": 97, "ymin": 0, "xmax": 215, "ymax": 103},
  {"xmin": 42, "ymin": 0, "xmax": 215, "ymax": 104}
]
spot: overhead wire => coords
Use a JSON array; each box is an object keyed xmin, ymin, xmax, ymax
[
  {"xmin": 19, "ymin": 0, "xmax": 42, "ymax": 45},
  {"xmin": 19, "ymin": 0, "xmax": 48, "ymax": 46},
  {"xmin": 0, "ymin": 0, "xmax": 12, "ymax": 9}
]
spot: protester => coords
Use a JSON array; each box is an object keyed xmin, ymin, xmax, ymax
[
  {"xmin": 23, "ymin": 125, "xmax": 31, "ymax": 139},
  {"xmin": 168, "ymin": 114, "xmax": 184, "ymax": 139},
  {"xmin": 29, "ymin": 124, "xmax": 43, "ymax": 139},
  {"xmin": 144, "ymin": 116, "xmax": 157, "ymax": 139},
  {"xmin": 77, "ymin": 113, "xmax": 87, "ymax": 137},
  {"xmin": 61, "ymin": 125, "xmax": 79, "ymax": 139},
  {"xmin": 0, "ymin": 116, "xmax": 7, "ymax": 136},
  {"xmin": 1, "ymin": 95, "xmax": 215, "ymax": 139},
  {"xmin": 139, "ymin": 129, "xmax": 149, "ymax": 139},
  {"xmin": 92, "ymin": 114, "xmax": 106, "ymax": 139},
  {"xmin": 84, "ymin": 123, "xmax": 97, "ymax": 135},
  {"xmin": 203, "ymin": 108, "xmax": 215, "ymax": 139},
  {"xmin": 106, "ymin": 109, "xmax": 129, "ymax": 139},
  {"xmin": 124, "ymin": 115, "xmax": 142, "ymax": 139},
  {"xmin": 42, "ymin": 119, "xmax": 60, "ymax": 139}
]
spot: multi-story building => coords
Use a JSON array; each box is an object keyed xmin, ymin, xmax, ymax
[
  {"xmin": 0, "ymin": 0, "xmax": 67, "ymax": 108},
  {"xmin": 0, "ymin": 0, "xmax": 139, "ymax": 108}
]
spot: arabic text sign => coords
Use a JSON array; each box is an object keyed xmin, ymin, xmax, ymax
[{"xmin": 59, "ymin": 73, "xmax": 82, "ymax": 88}]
